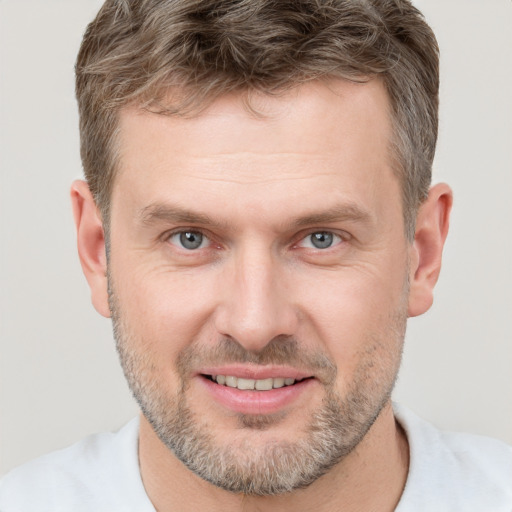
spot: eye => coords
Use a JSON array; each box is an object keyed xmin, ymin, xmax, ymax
[
  {"xmin": 298, "ymin": 231, "xmax": 342, "ymax": 250},
  {"xmin": 168, "ymin": 231, "xmax": 209, "ymax": 250}
]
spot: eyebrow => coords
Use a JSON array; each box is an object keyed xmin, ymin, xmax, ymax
[
  {"xmin": 138, "ymin": 203, "xmax": 229, "ymax": 229},
  {"xmin": 291, "ymin": 203, "xmax": 372, "ymax": 228},
  {"xmin": 138, "ymin": 202, "xmax": 372, "ymax": 230}
]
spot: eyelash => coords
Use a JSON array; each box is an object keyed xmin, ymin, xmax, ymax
[
  {"xmin": 164, "ymin": 229, "xmax": 348, "ymax": 252},
  {"xmin": 166, "ymin": 230, "xmax": 213, "ymax": 251}
]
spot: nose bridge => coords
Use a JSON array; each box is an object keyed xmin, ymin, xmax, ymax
[{"xmin": 215, "ymin": 240, "xmax": 296, "ymax": 352}]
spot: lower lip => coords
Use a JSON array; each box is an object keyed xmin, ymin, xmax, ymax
[{"xmin": 198, "ymin": 376, "xmax": 315, "ymax": 415}]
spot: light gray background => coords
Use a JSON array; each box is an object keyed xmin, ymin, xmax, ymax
[{"xmin": 1, "ymin": 0, "xmax": 511, "ymax": 476}]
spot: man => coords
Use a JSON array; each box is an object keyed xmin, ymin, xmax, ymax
[{"xmin": 1, "ymin": 0, "xmax": 511, "ymax": 510}]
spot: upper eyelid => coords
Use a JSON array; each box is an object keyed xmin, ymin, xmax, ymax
[
  {"xmin": 294, "ymin": 228, "xmax": 350, "ymax": 243},
  {"xmin": 171, "ymin": 230, "xmax": 209, "ymax": 248},
  {"xmin": 164, "ymin": 230, "xmax": 213, "ymax": 253},
  {"xmin": 160, "ymin": 227, "xmax": 350, "ymax": 248},
  {"xmin": 162, "ymin": 227, "xmax": 210, "ymax": 241},
  {"xmin": 296, "ymin": 231, "xmax": 343, "ymax": 247}
]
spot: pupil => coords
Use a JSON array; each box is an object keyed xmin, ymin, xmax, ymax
[
  {"xmin": 180, "ymin": 231, "xmax": 203, "ymax": 249},
  {"xmin": 312, "ymin": 232, "xmax": 333, "ymax": 249}
]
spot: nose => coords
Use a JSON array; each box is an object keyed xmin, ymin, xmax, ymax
[{"xmin": 214, "ymin": 244, "xmax": 298, "ymax": 353}]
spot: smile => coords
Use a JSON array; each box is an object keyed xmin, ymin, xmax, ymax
[
  {"xmin": 205, "ymin": 375, "xmax": 307, "ymax": 391},
  {"xmin": 199, "ymin": 372, "xmax": 316, "ymax": 415}
]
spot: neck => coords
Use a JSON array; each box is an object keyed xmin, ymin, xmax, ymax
[{"xmin": 138, "ymin": 401, "xmax": 409, "ymax": 512}]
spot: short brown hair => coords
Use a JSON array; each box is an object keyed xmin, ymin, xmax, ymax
[{"xmin": 76, "ymin": 0, "xmax": 439, "ymax": 238}]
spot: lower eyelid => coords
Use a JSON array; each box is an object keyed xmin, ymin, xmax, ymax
[
  {"xmin": 167, "ymin": 231, "xmax": 210, "ymax": 250},
  {"xmin": 164, "ymin": 230, "xmax": 348, "ymax": 252},
  {"xmin": 298, "ymin": 232, "xmax": 344, "ymax": 249}
]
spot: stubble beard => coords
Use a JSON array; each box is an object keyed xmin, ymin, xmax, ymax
[{"xmin": 109, "ymin": 280, "xmax": 407, "ymax": 496}]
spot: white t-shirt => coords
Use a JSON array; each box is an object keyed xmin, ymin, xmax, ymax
[{"xmin": 1, "ymin": 404, "xmax": 511, "ymax": 511}]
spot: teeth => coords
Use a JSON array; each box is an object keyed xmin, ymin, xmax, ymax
[
  {"xmin": 225, "ymin": 376, "xmax": 238, "ymax": 388},
  {"xmin": 214, "ymin": 375, "xmax": 297, "ymax": 390},
  {"xmin": 255, "ymin": 378, "xmax": 273, "ymax": 391},
  {"xmin": 272, "ymin": 377, "xmax": 285, "ymax": 389},
  {"xmin": 237, "ymin": 378, "xmax": 255, "ymax": 390}
]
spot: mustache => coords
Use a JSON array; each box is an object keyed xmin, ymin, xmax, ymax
[{"xmin": 176, "ymin": 335, "xmax": 337, "ymax": 385}]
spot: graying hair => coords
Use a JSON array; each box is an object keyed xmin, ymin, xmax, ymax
[{"xmin": 76, "ymin": 0, "xmax": 439, "ymax": 239}]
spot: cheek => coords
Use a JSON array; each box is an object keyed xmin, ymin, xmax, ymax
[
  {"xmin": 293, "ymin": 263, "xmax": 408, "ymax": 372},
  {"xmin": 111, "ymin": 264, "xmax": 219, "ymax": 362}
]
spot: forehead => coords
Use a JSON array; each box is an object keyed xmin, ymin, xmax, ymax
[
  {"xmin": 113, "ymin": 79, "xmax": 398, "ymax": 227},
  {"xmin": 119, "ymin": 78, "xmax": 391, "ymax": 159}
]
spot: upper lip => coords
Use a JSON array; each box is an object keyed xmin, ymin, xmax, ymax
[{"xmin": 196, "ymin": 365, "xmax": 313, "ymax": 381}]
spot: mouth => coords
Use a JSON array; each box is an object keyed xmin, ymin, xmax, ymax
[
  {"xmin": 197, "ymin": 369, "xmax": 317, "ymax": 415},
  {"xmin": 202, "ymin": 374, "xmax": 313, "ymax": 391}
]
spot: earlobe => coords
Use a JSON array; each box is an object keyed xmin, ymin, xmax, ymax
[
  {"xmin": 70, "ymin": 180, "xmax": 111, "ymax": 318},
  {"xmin": 408, "ymin": 183, "xmax": 453, "ymax": 318}
]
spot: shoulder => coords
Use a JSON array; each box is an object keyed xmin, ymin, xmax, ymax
[
  {"xmin": 394, "ymin": 403, "xmax": 512, "ymax": 511},
  {"xmin": 0, "ymin": 418, "xmax": 154, "ymax": 512}
]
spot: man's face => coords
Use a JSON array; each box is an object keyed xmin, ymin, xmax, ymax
[{"xmin": 108, "ymin": 80, "xmax": 412, "ymax": 494}]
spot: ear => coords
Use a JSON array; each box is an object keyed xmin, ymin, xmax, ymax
[
  {"xmin": 408, "ymin": 183, "xmax": 453, "ymax": 317},
  {"xmin": 70, "ymin": 180, "xmax": 111, "ymax": 318}
]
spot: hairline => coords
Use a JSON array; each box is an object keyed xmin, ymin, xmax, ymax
[{"xmin": 99, "ymin": 77, "xmax": 420, "ymax": 244}]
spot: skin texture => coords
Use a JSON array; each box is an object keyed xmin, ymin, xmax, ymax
[{"xmin": 72, "ymin": 79, "xmax": 452, "ymax": 511}]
